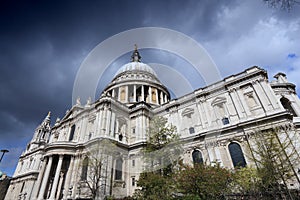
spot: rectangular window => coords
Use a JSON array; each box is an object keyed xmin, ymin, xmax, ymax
[
  {"xmin": 132, "ymin": 159, "xmax": 135, "ymax": 167},
  {"xmin": 222, "ymin": 117, "xmax": 230, "ymax": 125},
  {"xmin": 132, "ymin": 176, "xmax": 135, "ymax": 186},
  {"xmin": 132, "ymin": 128, "xmax": 135, "ymax": 134},
  {"xmin": 69, "ymin": 125, "xmax": 76, "ymax": 141},
  {"xmin": 189, "ymin": 127, "xmax": 195, "ymax": 134},
  {"xmin": 115, "ymin": 158, "xmax": 123, "ymax": 180}
]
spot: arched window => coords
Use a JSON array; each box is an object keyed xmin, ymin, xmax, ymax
[
  {"xmin": 115, "ymin": 158, "xmax": 123, "ymax": 180},
  {"xmin": 81, "ymin": 157, "xmax": 89, "ymax": 181},
  {"xmin": 228, "ymin": 142, "xmax": 246, "ymax": 168},
  {"xmin": 192, "ymin": 150, "xmax": 203, "ymax": 164},
  {"xmin": 69, "ymin": 125, "xmax": 75, "ymax": 141},
  {"xmin": 280, "ymin": 97, "xmax": 297, "ymax": 116}
]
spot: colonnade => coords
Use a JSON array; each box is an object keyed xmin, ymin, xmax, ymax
[
  {"xmin": 109, "ymin": 84, "xmax": 169, "ymax": 105},
  {"xmin": 33, "ymin": 154, "xmax": 73, "ymax": 200}
]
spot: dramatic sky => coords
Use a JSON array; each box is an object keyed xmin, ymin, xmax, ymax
[{"xmin": 0, "ymin": 0, "xmax": 300, "ymax": 176}]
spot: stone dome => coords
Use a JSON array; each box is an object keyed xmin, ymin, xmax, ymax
[
  {"xmin": 103, "ymin": 46, "xmax": 170, "ymax": 107},
  {"xmin": 115, "ymin": 62, "xmax": 157, "ymax": 77}
]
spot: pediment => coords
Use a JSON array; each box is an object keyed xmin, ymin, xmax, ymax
[
  {"xmin": 211, "ymin": 97, "xmax": 226, "ymax": 106},
  {"xmin": 182, "ymin": 108, "xmax": 194, "ymax": 117},
  {"xmin": 61, "ymin": 105, "xmax": 84, "ymax": 121}
]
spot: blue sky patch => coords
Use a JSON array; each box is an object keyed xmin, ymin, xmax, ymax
[{"xmin": 287, "ymin": 53, "xmax": 297, "ymax": 59}]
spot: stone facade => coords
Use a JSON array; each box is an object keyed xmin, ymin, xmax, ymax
[{"xmin": 5, "ymin": 49, "xmax": 300, "ymax": 200}]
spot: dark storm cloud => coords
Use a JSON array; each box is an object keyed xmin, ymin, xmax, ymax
[
  {"xmin": 141, "ymin": 0, "xmax": 238, "ymax": 38},
  {"xmin": 0, "ymin": 0, "xmax": 180, "ymax": 175}
]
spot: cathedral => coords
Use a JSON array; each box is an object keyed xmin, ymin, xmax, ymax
[{"xmin": 5, "ymin": 48, "xmax": 300, "ymax": 200}]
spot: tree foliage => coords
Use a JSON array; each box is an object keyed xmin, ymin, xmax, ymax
[
  {"xmin": 134, "ymin": 116, "xmax": 180, "ymax": 199},
  {"xmin": 145, "ymin": 116, "xmax": 178, "ymax": 152},
  {"xmin": 175, "ymin": 164, "xmax": 232, "ymax": 199},
  {"xmin": 263, "ymin": 0, "xmax": 299, "ymax": 10},
  {"xmin": 143, "ymin": 116, "xmax": 181, "ymax": 175},
  {"xmin": 133, "ymin": 120, "xmax": 300, "ymax": 199},
  {"xmin": 134, "ymin": 172, "xmax": 174, "ymax": 200},
  {"xmin": 81, "ymin": 139, "xmax": 121, "ymax": 200},
  {"xmin": 246, "ymin": 127, "xmax": 300, "ymax": 198},
  {"xmin": 231, "ymin": 167, "xmax": 262, "ymax": 195}
]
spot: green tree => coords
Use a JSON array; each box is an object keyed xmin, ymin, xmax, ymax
[
  {"xmin": 80, "ymin": 139, "xmax": 122, "ymax": 200},
  {"xmin": 175, "ymin": 164, "xmax": 232, "ymax": 199},
  {"xmin": 134, "ymin": 116, "xmax": 181, "ymax": 199},
  {"xmin": 143, "ymin": 116, "xmax": 181, "ymax": 175},
  {"xmin": 246, "ymin": 127, "xmax": 300, "ymax": 198},
  {"xmin": 134, "ymin": 172, "xmax": 174, "ymax": 200},
  {"xmin": 231, "ymin": 167, "xmax": 262, "ymax": 198}
]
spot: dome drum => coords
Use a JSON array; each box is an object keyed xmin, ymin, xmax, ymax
[{"xmin": 106, "ymin": 84, "xmax": 170, "ymax": 106}]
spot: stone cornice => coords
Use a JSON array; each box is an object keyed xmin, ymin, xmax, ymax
[
  {"xmin": 10, "ymin": 171, "xmax": 38, "ymax": 182},
  {"xmin": 179, "ymin": 110, "xmax": 292, "ymax": 143},
  {"xmin": 153, "ymin": 66, "xmax": 268, "ymax": 114}
]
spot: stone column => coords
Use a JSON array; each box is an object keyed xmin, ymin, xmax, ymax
[
  {"xmin": 56, "ymin": 172, "xmax": 64, "ymax": 200},
  {"xmin": 70, "ymin": 156, "xmax": 79, "ymax": 199},
  {"xmin": 155, "ymin": 88, "xmax": 159, "ymax": 105},
  {"xmin": 160, "ymin": 91, "xmax": 164, "ymax": 104},
  {"xmin": 31, "ymin": 158, "xmax": 47, "ymax": 200},
  {"xmin": 126, "ymin": 85, "xmax": 129, "ymax": 103},
  {"xmin": 112, "ymin": 89, "xmax": 115, "ymax": 98},
  {"xmin": 63, "ymin": 156, "xmax": 74, "ymax": 199},
  {"xmin": 115, "ymin": 120, "xmax": 120, "ymax": 138},
  {"xmin": 133, "ymin": 85, "xmax": 136, "ymax": 102},
  {"xmin": 37, "ymin": 156, "xmax": 53, "ymax": 200},
  {"xmin": 118, "ymin": 87, "xmax": 121, "ymax": 102},
  {"xmin": 49, "ymin": 155, "xmax": 64, "ymax": 200},
  {"xmin": 141, "ymin": 85, "xmax": 144, "ymax": 102},
  {"xmin": 148, "ymin": 87, "xmax": 152, "ymax": 104}
]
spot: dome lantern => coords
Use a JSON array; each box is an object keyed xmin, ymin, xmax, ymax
[{"xmin": 131, "ymin": 44, "xmax": 141, "ymax": 62}]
